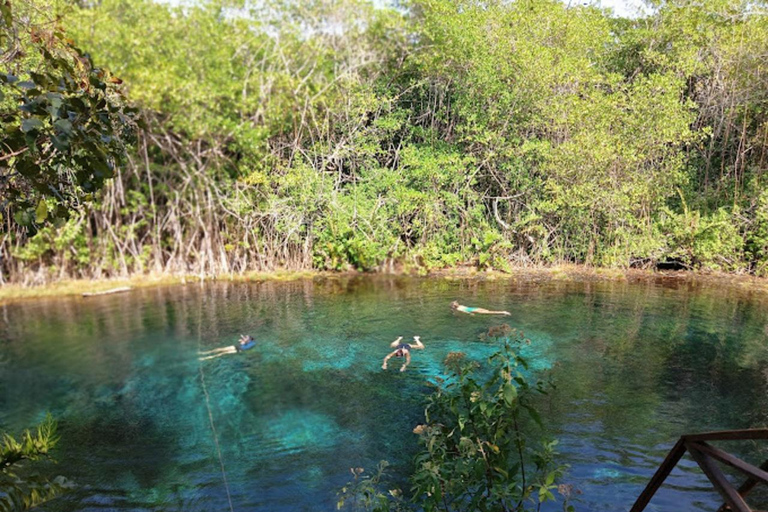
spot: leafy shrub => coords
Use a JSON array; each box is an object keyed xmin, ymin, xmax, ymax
[
  {"xmin": 0, "ymin": 415, "xmax": 73, "ymax": 511},
  {"xmin": 411, "ymin": 340, "xmax": 570, "ymax": 512},
  {"xmin": 338, "ymin": 335, "xmax": 574, "ymax": 512},
  {"xmin": 746, "ymin": 190, "xmax": 768, "ymax": 276},
  {"xmin": 336, "ymin": 462, "xmax": 407, "ymax": 512},
  {"xmin": 658, "ymin": 206, "xmax": 744, "ymax": 271}
]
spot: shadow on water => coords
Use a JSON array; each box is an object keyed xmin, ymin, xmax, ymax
[{"xmin": 1, "ymin": 275, "xmax": 768, "ymax": 510}]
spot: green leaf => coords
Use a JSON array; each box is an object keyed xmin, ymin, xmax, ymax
[
  {"xmin": 35, "ymin": 200, "xmax": 48, "ymax": 223},
  {"xmin": 46, "ymin": 92, "xmax": 63, "ymax": 110},
  {"xmin": 502, "ymin": 382, "xmax": 517, "ymax": 405},
  {"xmin": 54, "ymin": 119, "xmax": 73, "ymax": 135},
  {"xmin": 21, "ymin": 118, "xmax": 43, "ymax": 133},
  {"xmin": 51, "ymin": 134, "xmax": 69, "ymax": 152},
  {"xmin": 0, "ymin": 1, "xmax": 12, "ymax": 29},
  {"xmin": 523, "ymin": 404, "xmax": 543, "ymax": 428}
]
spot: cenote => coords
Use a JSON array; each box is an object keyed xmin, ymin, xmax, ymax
[{"xmin": 2, "ymin": 276, "xmax": 768, "ymax": 511}]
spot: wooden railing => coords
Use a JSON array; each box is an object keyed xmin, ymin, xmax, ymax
[{"xmin": 630, "ymin": 429, "xmax": 768, "ymax": 512}]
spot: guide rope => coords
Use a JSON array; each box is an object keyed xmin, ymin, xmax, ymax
[{"xmin": 197, "ymin": 304, "xmax": 235, "ymax": 512}]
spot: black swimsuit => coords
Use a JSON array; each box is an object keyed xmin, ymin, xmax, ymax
[{"xmin": 396, "ymin": 343, "xmax": 411, "ymax": 356}]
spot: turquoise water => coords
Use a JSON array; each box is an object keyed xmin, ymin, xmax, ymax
[{"xmin": 1, "ymin": 276, "xmax": 768, "ymax": 511}]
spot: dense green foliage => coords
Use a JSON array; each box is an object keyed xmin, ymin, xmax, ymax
[
  {"xmin": 337, "ymin": 333, "xmax": 571, "ymax": 512},
  {"xmin": 0, "ymin": 415, "xmax": 71, "ymax": 511},
  {"xmin": 1, "ymin": 0, "xmax": 767, "ymax": 282},
  {"xmin": 0, "ymin": 0, "xmax": 137, "ymax": 232}
]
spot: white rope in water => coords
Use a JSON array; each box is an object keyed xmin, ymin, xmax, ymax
[{"xmin": 198, "ymin": 330, "xmax": 235, "ymax": 512}]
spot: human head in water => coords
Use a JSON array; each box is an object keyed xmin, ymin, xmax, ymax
[
  {"xmin": 382, "ymin": 335, "xmax": 425, "ymax": 372},
  {"xmin": 451, "ymin": 301, "xmax": 459, "ymax": 309}
]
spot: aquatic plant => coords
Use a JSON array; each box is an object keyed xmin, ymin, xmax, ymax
[{"xmin": 0, "ymin": 415, "xmax": 72, "ymax": 511}]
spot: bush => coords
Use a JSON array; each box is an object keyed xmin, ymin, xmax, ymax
[
  {"xmin": 338, "ymin": 335, "xmax": 574, "ymax": 512},
  {"xmin": 411, "ymin": 340, "xmax": 571, "ymax": 512},
  {"xmin": 0, "ymin": 415, "xmax": 72, "ymax": 511},
  {"xmin": 657, "ymin": 203, "xmax": 744, "ymax": 271}
]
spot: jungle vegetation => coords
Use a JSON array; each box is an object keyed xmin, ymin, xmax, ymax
[{"xmin": 2, "ymin": 0, "xmax": 768, "ymax": 284}]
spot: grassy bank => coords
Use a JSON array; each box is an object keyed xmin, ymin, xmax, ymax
[
  {"xmin": 0, "ymin": 270, "xmax": 319, "ymax": 304},
  {"xmin": 3, "ymin": 265, "xmax": 768, "ymax": 305}
]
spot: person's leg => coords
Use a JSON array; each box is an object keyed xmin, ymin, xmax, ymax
[
  {"xmin": 199, "ymin": 346, "xmax": 234, "ymax": 355},
  {"xmin": 400, "ymin": 351, "xmax": 411, "ymax": 372},
  {"xmin": 475, "ymin": 308, "xmax": 510, "ymax": 315},
  {"xmin": 199, "ymin": 347, "xmax": 237, "ymax": 360}
]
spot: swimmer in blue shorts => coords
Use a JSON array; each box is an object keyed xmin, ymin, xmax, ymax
[
  {"xmin": 451, "ymin": 301, "xmax": 510, "ymax": 316},
  {"xmin": 382, "ymin": 336, "xmax": 424, "ymax": 372},
  {"xmin": 199, "ymin": 335, "xmax": 256, "ymax": 361}
]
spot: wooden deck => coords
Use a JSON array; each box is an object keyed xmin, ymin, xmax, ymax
[{"xmin": 630, "ymin": 429, "xmax": 768, "ymax": 512}]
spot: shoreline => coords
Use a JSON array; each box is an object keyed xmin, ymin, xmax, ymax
[{"xmin": 1, "ymin": 265, "xmax": 767, "ymax": 304}]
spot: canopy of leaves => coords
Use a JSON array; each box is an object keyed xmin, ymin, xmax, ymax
[{"xmin": 0, "ymin": 0, "xmax": 138, "ymax": 230}]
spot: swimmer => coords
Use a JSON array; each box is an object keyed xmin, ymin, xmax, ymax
[
  {"xmin": 451, "ymin": 301, "xmax": 511, "ymax": 316},
  {"xmin": 199, "ymin": 334, "xmax": 256, "ymax": 361},
  {"xmin": 382, "ymin": 336, "xmax": 424, "ymax": 372}
]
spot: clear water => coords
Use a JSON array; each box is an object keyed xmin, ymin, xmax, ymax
[{"xmin": 1, "ymin": 276, "xmax": 768, "ymax": 511}]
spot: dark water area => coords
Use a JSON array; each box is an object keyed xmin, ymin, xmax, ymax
[{"xmin": 1, "ymin": 276, "xmax": 767, "ymax": 511}]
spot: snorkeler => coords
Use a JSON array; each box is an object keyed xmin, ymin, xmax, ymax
[
  {"xmin": 451, "ymin": 301, "xmax": 511, "ymax": 316},
  {"xmin": 199, "ymin": 334, "xmax": 256, "ymax": 361},
  {"xmin": 382, "ymin": 336, "xmax": 424, "ymax": 372}
]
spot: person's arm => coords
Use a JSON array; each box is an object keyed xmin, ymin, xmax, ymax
[
  {"xmin": 389, "ymin": 336, "xmax": 404, "ymax": 348},
  {"xmin": 382, "ymin": 351, "xmax": 397, "ymax": 370},
  {"xmin": 400, "ymin": 351, "xmax": 411, "ymax": 372},
  {"xmin": 411, "ymin": 336, "xmax": 425, "ymax": 350}
]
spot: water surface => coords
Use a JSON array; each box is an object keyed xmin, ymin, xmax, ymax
[{"xmin": 1, "ymin": 276, "xmax": 767, "ymax": 511}]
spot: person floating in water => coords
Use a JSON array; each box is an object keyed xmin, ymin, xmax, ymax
[
  {"xmin": 199, "ymin": 334, "xmax": 256, "ymax": 361},
  {"xmin": 451, "ymin": 301, "xmax": 511, "ymax": 316},
  {"xmin": 382, "ymin": 336, "xmax": 424, "ymax": 372}
]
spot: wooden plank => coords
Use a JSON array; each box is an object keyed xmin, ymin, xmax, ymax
[
  {"xmin": 82, "ymin": 286, "xmax": 132, "ymax": 298},
  {"xmin": 630, "ymin": 438, "xmax": 687, "ymax": 512},
  {"xmin": 683, "ymin": 429, "xmax": 768, "ymax": 443},
  {"xmin": 695, "ymin": 443, "xmax": 768, "ymax": 485},
  {"xmin": 687, "ymin": 443, "xmax": 752, "ymax": 512},
  {"xmin": 717, "ymin": 460, "xmax": 768, "ymax": 512}
]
